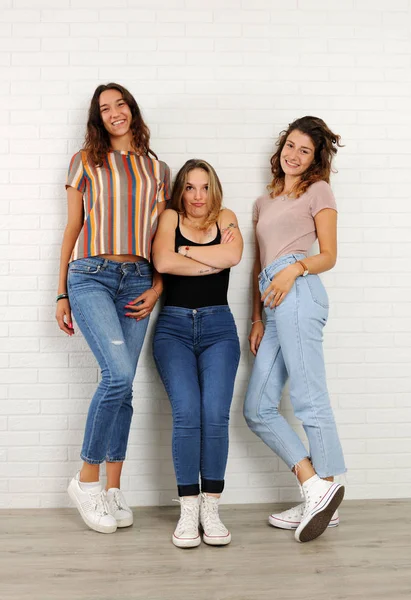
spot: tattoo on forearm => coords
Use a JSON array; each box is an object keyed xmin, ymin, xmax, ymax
[{"xmin": 198, "ymin": 267, "xmax": 218, "ymax": 274}]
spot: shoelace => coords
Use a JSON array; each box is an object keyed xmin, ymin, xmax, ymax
[
  {"xmin": 302, "ymin": 487, "xmax": 325, "ymax": 517},
  {"xmin": 173, "ymin": 499, "xmax": 199, "ymax": 532},
  {"xmin": 202, "ymin": 499, "xmax": 227, "ymax": 534},
  {"xmin": 90, "ymin": 490, "xmax": 110, "ymax": 517},
  {"xmin": 111, "ymin": 490, "xmax": 127, "ymax": 512}
]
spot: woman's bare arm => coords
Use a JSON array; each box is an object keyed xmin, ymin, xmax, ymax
[
  {"xmin": 178, "ymin": 209, "xmax": 243, "ymax": 269},
  {"xmin": 152, "ymin": 209, "xmax": 223, "ymax": 276},
  {"xmin": 55, "ymin": 186, "xmax": 84, "ymax": 335},
  {"xmin": 248, "ymin": 223, "xmax": 264, "ymax": 356}
]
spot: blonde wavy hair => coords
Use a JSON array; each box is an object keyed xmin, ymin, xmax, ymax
[{"xmin": 169, "ymin": 159, "xmax": 223, "ymax": 229}]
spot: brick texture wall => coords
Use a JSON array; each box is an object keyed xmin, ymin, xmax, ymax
[{"xmin": 1, "ymin": 0, "xmax": 410, "ymax": 508}]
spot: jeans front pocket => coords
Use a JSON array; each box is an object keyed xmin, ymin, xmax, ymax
[
  {"xmin": 305, "ymin": 274, "xmax": 329, "ymax": 309},
  {"xmin": 135, "ymin": 261, "xmax": 153, "ymax": 279},
  {"xmin": 69, "ymin": 258, "xmax": 105, "ymax": 275}
]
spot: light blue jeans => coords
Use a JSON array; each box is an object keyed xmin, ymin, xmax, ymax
[
  {"xmin": 244, "ymin": 253, "xmax": 346, "ymax": 478},
  {"xmin": 67, "ymin": 257, "xmax": 152, "ymax": 464}
]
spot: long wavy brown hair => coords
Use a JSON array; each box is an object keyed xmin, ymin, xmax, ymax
[
  {"xmin": 269, "ymin": 116, "xmax": 343, "ymax": 198},
  {"xmin": 169, "ymin": 159, "xmax": 223, "ymax": 230},
  {"xmin": 83, "ymin": 82, "xmax": 157, "ymax": 166}
]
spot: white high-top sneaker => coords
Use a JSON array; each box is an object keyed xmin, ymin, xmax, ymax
[
  {"xmin": 68, "ymin": 473, "xmax": 117, "ymax": 534},
  {"xmin": 269, "ymin": 502, "xmax": 339, "ymax": 530},
  {"xmin": 172, "ymin": 496, "xmax": 201, "ymax": 548},
  {"xmin": 200, "ymin": 493, "xmax": 231, "ymax": 546},
  {"xmin": 106, "ymin": 488, "xmax": 133, "ymax": 528},
  {"xmin": 295, "ymin": 475, "xmax": 344, "ymax": 543}
]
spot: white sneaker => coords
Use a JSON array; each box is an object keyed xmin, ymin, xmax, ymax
[
  {"xmin": 200, "ymin": 493, "xmax": 231, "ymax": 546},
  {"xmin": 107, "ymin": 488, "xmax": 133, "ymax": 528},
  {"xmin": 67, "ymin": 473, "xmax": 117, "ymax": 534},
  {"xmin": 295, "ymin": 475, "xmax": 345, "ymax": 543},
  {"xmin": 269, "ymin": 502, "xmax": 339, "ymax": 530},
  {"xmin": 172, "ymin": 496, "xmax": 201, "ymax": 548}
]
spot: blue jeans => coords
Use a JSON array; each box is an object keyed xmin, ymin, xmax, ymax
[
  {"xmin": 244, "ymin": 254, "xmax": 346, "ymax": 478},
  {"xmin": 153, "ymin": 306, "xmax": 240, "ymax": 496},
  {"xmin": 67, "ymin": 257, "xmax": 152, "ymax": 464}
]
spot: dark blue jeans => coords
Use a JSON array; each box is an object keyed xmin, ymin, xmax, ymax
[
  {"xmin": 153, "ymin": 306, "xmax": 240, "ymax": 496},
  {"xmin": 68, "ymin": 257, "xmax": 152, "ymax": 464}
]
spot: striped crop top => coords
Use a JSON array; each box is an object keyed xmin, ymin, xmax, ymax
[{"xmin": 66, "ymin": 150, "xmax": 171, "ymax": 262}]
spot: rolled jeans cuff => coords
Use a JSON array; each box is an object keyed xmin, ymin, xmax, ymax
[
  {"xmin": 178, "ymin": 483, "xmax": 200, "ymax": 497},
  {"xmin": 201, "ymin": 478, "xmax": 225, "ymax": 494}
]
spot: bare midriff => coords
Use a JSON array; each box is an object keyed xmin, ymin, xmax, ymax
[{"xmin": 98, "ymin": 253, "xmax": 147, "ymax": 263}]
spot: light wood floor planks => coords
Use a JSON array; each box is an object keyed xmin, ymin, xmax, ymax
[{"xmin": 0, "ymin": 500, "xmax": 410, "ymax": 600}]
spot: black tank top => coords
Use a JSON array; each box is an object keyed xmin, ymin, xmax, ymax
[{"xmin": 163, "ymin": 215, "xmax": 230, "ymax": 309}]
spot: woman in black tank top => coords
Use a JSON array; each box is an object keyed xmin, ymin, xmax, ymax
[
  {"xmin": 152, "ymin": 159, "xmax": 243, "ymax": 549},
  {"xmin": 162, "ymin": 213, "xmax": 230, "ymax": 308}
]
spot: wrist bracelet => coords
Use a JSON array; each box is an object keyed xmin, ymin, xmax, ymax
[
  {"xmin": 56, "ymin": 293, "xmax": 69, "ymax": 302},
  {"xmin": 251, "ymin": 319, "xmax": 263, "ymax": 325},
  {"xmin": 296, "ymin": 260, "xmax": 309, "ymax": 276},
  {"xmin": 151, "ymin": 287, "xmax": 160, "ymax": 300}
]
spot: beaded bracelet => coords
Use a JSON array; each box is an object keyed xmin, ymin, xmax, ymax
[{"xmin": 56, "ymin": 293, "xmax": 69, "ymax": 302}]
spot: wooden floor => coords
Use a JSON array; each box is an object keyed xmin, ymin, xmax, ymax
[{"xmin": 0, "ymin": 500, "xmax": 409, "ymax": 600}]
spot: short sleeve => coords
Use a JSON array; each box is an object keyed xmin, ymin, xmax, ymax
[
  {"xmin": 157, "ymin": 161, "xmax": 171, "ymax": 204},
  {"xmin": 252, "ymin": 197, "xmax": 261, "ymax": 222},
  {"xmin": 309, "ymin": 181, "xmax": 337, "ymax": 217},
  {"xmin": 66, "ymin": 152, "xmax": 86, "ymax": 193}
]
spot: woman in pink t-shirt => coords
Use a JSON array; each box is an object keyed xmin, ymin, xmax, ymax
[{"xmin": 244, "ymin": 116, "xmax": 346, "ymax": 544}]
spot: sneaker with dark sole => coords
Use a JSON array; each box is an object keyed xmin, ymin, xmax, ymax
[
  {"xmin": 295, "ymin": 475, "xmax": 344, "ymax": 543},
  {"xmin": 269, "ymin": 502, "xmax": 339, "ymax": 530}
]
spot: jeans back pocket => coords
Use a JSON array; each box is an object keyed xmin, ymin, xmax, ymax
[{"xmin": 306, "ymin": 275, "xmax": 329, "ymax": 309}]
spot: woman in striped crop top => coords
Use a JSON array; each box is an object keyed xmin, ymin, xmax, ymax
[{"xmin": 56, "ymin": 83, "xmax": 171, "ymax": 534}]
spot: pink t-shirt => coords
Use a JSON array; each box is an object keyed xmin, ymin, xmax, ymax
[{"xmin": 253, "ymin": 180, "xmax": 337, "ymax": 269}]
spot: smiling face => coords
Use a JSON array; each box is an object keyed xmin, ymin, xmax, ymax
[
  {"xmin": 99, "ymin": 88, "xmax": 132, "ymax": 140},
  {"xmin": 280, "ymin": 129, "xmax": 315, "ymax": 179},
  {"xmin": 182, "ymin": 168, "xmax": 210, "ymax": 220}
]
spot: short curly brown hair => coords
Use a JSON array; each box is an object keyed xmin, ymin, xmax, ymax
[{"xmin": 269, "ymin": 116, "xmax": 343, "ymax": 198}]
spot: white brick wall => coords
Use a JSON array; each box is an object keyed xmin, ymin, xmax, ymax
[{"xmin": 1, "ymin": 0, "xmax": 411, "ymax": 508}]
